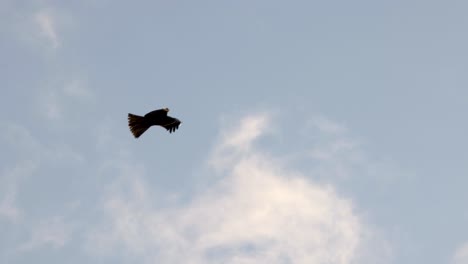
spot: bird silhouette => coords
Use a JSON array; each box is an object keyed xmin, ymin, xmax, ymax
[{"xmin": 128, "ymin": 108, "xmax": 181, "ymax": 138}]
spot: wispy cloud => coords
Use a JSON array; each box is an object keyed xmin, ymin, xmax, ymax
[
  {"xmin": 0, "ymin": 159, "xmax": 38, "ymax": 223},
  {"xmin": 310, "ymin": 115, "xmax": 348, "ymax": 135},
  {"xmin": 210, "ymin": 113, "xmax": 270, "ymax": 170},
  {"xmin": 87, "ymin": 113, "xmax": 388, "ymax": 264},
  {"xmin": 35, "ymin": 10, "xmax": 60, "ymax": 49},
  {"xmin": 39, "ymin": 90, "xmax": 62, "ymax": 120},
  {"xmin": 0, "ymin": 189, "xmax": 20, "ymax": 221},
  {"xmin": 38, "ymin": 77, "xmax": 94, "ymax": 121},
  {"xmin": 63, "ymin": 79, "xmax": 93, "ymax": 99},
  {"xmin": 297, "ymin": 115, "xmax": 405, "ymax": 186},
  {"xmin": 0, "ymin": 122, "xmax": 83, "ymax": 224},
  {"xmin": 19, "ymin": 217, "xmax": 73, "ymax": 251}
]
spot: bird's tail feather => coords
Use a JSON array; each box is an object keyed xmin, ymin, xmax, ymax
[{"xmin": 128, "ymin": 113, "xmax": 150, "ymax": 138}]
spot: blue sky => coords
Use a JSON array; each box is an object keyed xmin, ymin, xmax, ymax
[{"xmin": 1, "ymin": 0, "xmax": 468, "ymax": 263}]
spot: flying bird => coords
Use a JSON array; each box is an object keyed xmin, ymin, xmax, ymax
[{"xmin": 128, "ymin": 108, "xmax": 181, "ymax": 138}]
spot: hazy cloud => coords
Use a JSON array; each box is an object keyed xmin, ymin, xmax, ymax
[
  {"xmin": 35, "ymin": 10, "xmax": 60, "ymax": 49},
  {"xmin": 39, "ymin": 90, "xmax": 62, "ymax": 120},
  {"xmin": 63, "ymin": 79, "xmax": 93, "ymax": 99},
  {"xmin": 310, "ymin": 115, "xmax": 348, "ymax": 135},
  {"xmin": 19, "ymin": 217, "xmax": 73, "ymax": 251},
  {"xmin": 0, "ymin": 159, "xmax": 38, "ymax": 222},
  {"xmin": 38, "ymin": 77, "xmax": 93, "ymax": 121},
  {"xmin": 0, "ymin": 189, "xmax": 20, "ymax": 221},
  {"xmin": 0, "ymin": 122, "xmax": 83, "ymax": 223},
  {"xmin": 453, "ymin": 242, "xmax": 468, "ymax": 264}
]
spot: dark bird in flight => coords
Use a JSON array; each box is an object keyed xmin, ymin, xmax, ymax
[{"xmin": 128, "ymin": 108, "xmax": 181, "ymax": 138}]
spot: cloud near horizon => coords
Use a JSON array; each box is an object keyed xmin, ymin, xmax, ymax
[{"xmin": 86, "ymin": 113, "xmax": 386, "ymax": 264}]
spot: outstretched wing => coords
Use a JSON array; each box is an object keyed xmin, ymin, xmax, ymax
[
  {"xmin": 160, "ymin": 116, "xmax": 181, "ymax": 133},
  {"xmin": 144, "ymin": 108, "xmax": 168, "ymax": 119}
]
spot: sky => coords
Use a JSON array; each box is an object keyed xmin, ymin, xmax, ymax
[{"xmin": 1, "ymin": 0, "xmax": 468, "ymax": 263}]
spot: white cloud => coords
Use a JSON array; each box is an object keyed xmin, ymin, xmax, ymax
[
  {"xmin": 453, "ymin": 242, "xmax": 468, "ymax": 264},
  {"xmin": 35, "ymin": 10, "xmax": 60, "ymax": 49},
  {"xmin": 210, "ymin": 113, "xmax": 270, "ymax": 171},
  {"xmin": 87, "ymin": 113, "xmax": 387, "ymax": 264},
  {"xmin": 220, "ymin": 114, "xmax": 269, "ymax": 150}
]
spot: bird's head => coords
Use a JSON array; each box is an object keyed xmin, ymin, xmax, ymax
[{"xmin": 163, "ymin": 107, "xmax": 169, "ymax": 112}]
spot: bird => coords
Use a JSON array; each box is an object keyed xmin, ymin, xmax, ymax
[{"xmin": 128, "ymin": 108, "xmax": 181, "ymax": 138}]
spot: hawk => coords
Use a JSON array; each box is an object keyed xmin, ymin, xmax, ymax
[{"xmin": 128, "ymin": 108, "xmax": 181, "ymax": 138}]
